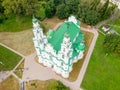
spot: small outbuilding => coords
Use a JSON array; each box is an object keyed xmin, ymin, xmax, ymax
[{"xmin": 102, "ymin": 25, "xmax": 110, "ymax": 32}]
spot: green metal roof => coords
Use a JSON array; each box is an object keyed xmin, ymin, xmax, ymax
[
  {"xmin": 76, "ymin": 43, "xmax": 86, "ymax": 51},
  {"xmin": 72, "ymin": 50, "xmax": 79, "ymax": 58},
  {"xmin": 47, "ymin": 19, "xmax": 85, "ymax": 60},
  {"xmin": 71, "ymin": 32, "xmax": 84, "ymax": 57},
  {"xmin": 74, "ymin": 32, "xmax": 84, "ymax": 44},
  {"xmin": 48, "ymin": 21, "xmax": 80, "ymax": 53}
]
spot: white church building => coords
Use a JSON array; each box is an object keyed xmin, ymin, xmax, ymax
[{"xmin": 32, "ymin": 16, "xmax": 86, "ymax": 78}]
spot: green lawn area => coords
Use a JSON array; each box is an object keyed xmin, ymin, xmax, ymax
[
  {"xmin": 81, "ymin": 34, "xmax": 120, "ymax": 90},
  {"xmin": 0, "ymin": 16, "xmax": 32, "ymax": 32},
  {"xmin": 0, "ymin": 75, "xmax": 19, "ymax": 90},
  {"xmin": 0, "ymin": 45, "xmax": 22, "ymax": 71}
]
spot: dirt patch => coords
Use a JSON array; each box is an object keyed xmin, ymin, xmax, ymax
[
  {"xmin": 0, "ymin": 75, "xmax": 19, "ymax": 90},
  {"xmin": 0, "ymin": 30, "xmax": 35, "ymax": 56},
  {"xmin": 40, "ymin": 16, "xmax": 65, "ymax": 30}
]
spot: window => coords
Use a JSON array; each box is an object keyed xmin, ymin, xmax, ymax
[
  {"xmin": 61, "ymin": 62, "xmax": 63, "ymax": 66},
  {"xmin": 51, "ymin": 65, "xmax": 54, "ymax": 68},
  {"xmin": 62, "ymin": 55, "xmax": 64, "ymax": 59},
  {"xmin": 49, "ymin": 55, "xmax": 52, "ymax": 60}
]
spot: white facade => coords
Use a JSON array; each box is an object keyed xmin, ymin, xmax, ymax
[{"xmin": 32, "ymin": 16, "xmax": 85, "ymax": 78}]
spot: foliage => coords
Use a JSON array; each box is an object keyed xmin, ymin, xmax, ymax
[
  {"xmin": 78, "ymin": 0, "xmax": 100, "ymax": 25},
  {"xmin": 34, "ymin": 1, "xmax": 46, "ymax": 19},
  {"xmin": 56, "ymin": 0, "xmax": 79, "ymax": 19},
  {"xmin": 53, "ymin": 0, "xmax": 64, "ymax": 6},
  {"xmin": 66, "ymin": 0, "xmax": 79, "ymax": 15},
  {"xmin": 103, "ymin": 34, "xmax": 120, "ymax": 54},
  {"xmin": 56, "ymin": 4, "xmax": 70, "ymax": 19},
  {"xmin": 46, "ymin": 80, "xmax": 70, "ymax": 90},
  {"xmin": 0, "ymin": 0, "xmax": 5, "ymax": 23},
  {"xmin": 45, "ymin": 0, "xmax": 56, "ymax": 18},
  {"xmin": 0, "ymin": 45, "xmax": 22, "ymax": 71},
  {"xmin": 99, "ymin": 0, "xmax": 109, "ymax": 17},
  {"xmin": 83, "ymin": 10, "xmax": 100, "ymax": 25},
  {"xmin": 2, "ymin": 0, "xmax": 40, "ymax": 17},
  {"xmin": 78, "ymin": 0, "xmax": 116, "ymax": 25}
]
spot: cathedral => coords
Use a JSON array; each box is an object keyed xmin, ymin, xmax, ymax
[{"xmin": 32, "ymin": 16, "xmax": 86, "ymax": 78}]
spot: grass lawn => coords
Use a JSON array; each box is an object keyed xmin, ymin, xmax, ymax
[
  {"xmin": 0, "ymin": 45, "xmax": 22, "ymax": 71},
  {"xmin": 14, "ymin": 60, "xmax": 25, "ymax": 78},
  {"xmin": 81, "ymin": 34, "xmax": 120, "ymax": 90},
  {"xmin": 0, "ymin": 16, "xmax": 32, "ymax": 32},
  {"xmin": 26, "ymin": 79, "xmax": 70, "ymax": 90},
  {"xmin": 0, "ymin": 75, "xmax": 19, "ymax": 90}
]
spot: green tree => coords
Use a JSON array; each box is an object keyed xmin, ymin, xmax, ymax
[
  {"xmin": 45, "ymin": 0, "xmax": 56, "ymax": 18},
  {"xmin": 56, "ymin": 4, "xmax": 70, "ymax": 19},
  {"xmin": 89, "ymin": 0, "xmax": 100, "ymax": 10},
  {"xmin": 53, "ymin": 0, "xmax": 64, "ymax": 6},
  {"xmin": 66, "ymin": 0, "xmax": 79, "ymax": 15},
  {"xmin": 78, "ymin": 1, "xmax": 88, "ymax": 19},
  {"xmin": 0, "ymin": 0, "xmax": 5, "ymax": 23},
  {"xmin": 2, "ymin": 0, "xmax": 39, "ymax": 16},
  {"xmin": 78, "ymin": 0, "xmax": 100, "ymax": 25},
  {"xmin": 84, "ymin": 10, "xmax": 100, "ymax": 25},
  {"xmin": 103, "ymin": 34, "xmax": 120, "ymax": 54},
  {"xmin": 99, "ymin": 0, "xmax": 109, "ymax": 18},
  {"xmin": 0, "ymin": 0, "xmax": 4, "ymax": 13}
]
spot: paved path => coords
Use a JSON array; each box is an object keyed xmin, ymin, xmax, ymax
[
  {"xmin": 22, "ymin": 52, "xmax": 57, "ymax": 81},
  {"xmin": 22, "ymin": 24, "xmax": 98, "ymax": 90}
]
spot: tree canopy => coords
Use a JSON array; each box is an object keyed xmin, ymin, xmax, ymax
[
  {"xmin": 2, "ymin": 0, "xmax": 39, "ymax": 16},
  {"xmin": 103, "ymin": 34, "xmax": 120, "ymax": 54},
  {"xmin": 0, "ymin": 0, "xmax": 117, "ymax": 25}
]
